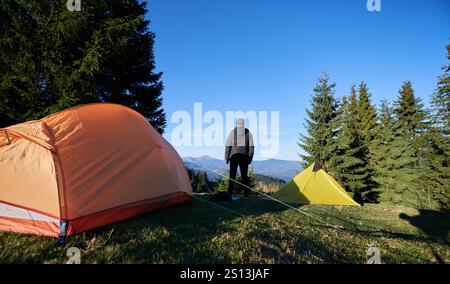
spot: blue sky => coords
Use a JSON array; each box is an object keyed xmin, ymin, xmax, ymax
[{"xmin": 146, "ymin": 0, "xmax": 449, "ymax": 161}]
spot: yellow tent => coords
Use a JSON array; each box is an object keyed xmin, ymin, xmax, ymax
[{"xmin": 273, "ymin": 162, "xmax": 359, "ymax": 206}]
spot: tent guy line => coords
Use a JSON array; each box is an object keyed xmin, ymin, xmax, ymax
[
  {"xmin": 184, "ymin": 158, "xmax": 343, "ymax": 231},
  {"xmin": 192, "ymin": 195, "xmax": 301, "ymax": 244},
  {"xmin": 191, "ymin": 195, "xmax": 246, "ymax": 217},
  {"xmin": 185, "ymin": 159, "xmax": 431, "ymax": 262}
]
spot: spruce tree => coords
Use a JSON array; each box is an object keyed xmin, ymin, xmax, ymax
[
  {"xmin": 389, "ymin": 82, "xmax": 430, "ymax": 208},
  {"xmin": 425, "ymin": 45, "xmax": 450, "ymax": 210},
  {"xmin": 372, "ymin": 101, "xmax": 395, "ymax": 193},
  {"xmin": 0, "ymin": 0, "xmax": 166, "ymax": 132},
  {"xmin": 299, "ymin": 73, "xmax": 339, "ymax": 171},
  {"xmin": 431, "ymin": 45, "xmax": 450, "ymax": 136},
  {"xmin": 373, "ymin": 100, "xmax": 420, "ymax": 206},
  {"xmin": 333, "ymin": 86, "xmax": 378, "ymax": 202},
  {"xmin": 395, "ymin": 81, "xmax": 428, "ymax": 142},
  {"xmin": 395, "ymin": 81, "xmax": 429, "ymax": 175},
  {"xmin": 424, "ymin": 124, "xmax": 450, "ymax": 210},
  {"xmin": 357, "ymin": 82, "xmax": 379, "ymax": 155}
]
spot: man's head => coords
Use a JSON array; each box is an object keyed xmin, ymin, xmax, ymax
[{"xmin": 236, "ymin": 118, "xmax": 244, "ymax": 128}]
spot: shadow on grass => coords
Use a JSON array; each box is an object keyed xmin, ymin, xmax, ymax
[
  {"xmin": 399, "ymin": 210, "xmax": 450, "ymax": 241},
  {"xmin": 322, "ymin": 209, "xmax": 450, "ymax": 263},
  {"xmin": 399, "ymin": 210, "xmax": 450, "ymax": 264}
]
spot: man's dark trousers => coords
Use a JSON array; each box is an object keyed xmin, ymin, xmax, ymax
[{"xmin": 228, "ymin": 153, "xmax": 250, "ymax": 196}]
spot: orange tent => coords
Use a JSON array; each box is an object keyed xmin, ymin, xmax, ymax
[{"xmin": 0, "ymin": 103, "xmax": 191, "ymax": 239}]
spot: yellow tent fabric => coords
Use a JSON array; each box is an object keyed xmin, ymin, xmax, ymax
[{"xmin": 273, "ymin": 162, "xmax": 360, "ymax": 206}]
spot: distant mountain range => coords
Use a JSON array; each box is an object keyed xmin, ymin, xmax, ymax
[{"xmin": 183, "ymin": 155, "xmax": 302, "ymax": 182}]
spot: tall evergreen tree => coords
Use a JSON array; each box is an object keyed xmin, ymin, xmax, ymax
[
  {"xmin": 299, "ymin": 73, "xmax": 339, "ymax": 171},
  {"xmin": 425, "ymin": 44, "xmax": 450, "ymax": 210},
  {"xmin": 373, "ymin": 100, "xmax": 420, "ymax": 207},
  {"xmin": 0, "ymin": 0, "xmax": 166, "ymax": 132},
  {"xmin": 333, "ymin": 86, "xmax": 378, "ymax": 202},
  {"xmin": 431, "ymin": 45, "xmax": 450, "ymax": 136},
  {"xmin": 395, "ymin": 81, "xmax": 428, "ymax": 141},
  {"xmin": 373, "ymin": 101, "xmax": 395, "ymax": 192},
  {"xmin": 389, "ymin": 82, "xmax": 431, "ymax": 208},
  {"xmin": 356, "ymin": 82, "xmax": 379, "ymax": 154},
  {"xmin": 424, "ymin": 124, "xmax": 450, "ymax": 210}
]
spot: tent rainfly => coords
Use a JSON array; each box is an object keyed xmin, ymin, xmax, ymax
[
  {"xmin": 0, "ymin": 103, "xmax": 192, "ymax": 239},
  {"xmin": 273, "ymin": 162, "xmax": 360, "ymax": 206}
]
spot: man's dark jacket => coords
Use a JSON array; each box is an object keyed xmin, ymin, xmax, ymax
[{"xmin": 225, "ymin": 119, "xmax": 254, "ymax": 163}]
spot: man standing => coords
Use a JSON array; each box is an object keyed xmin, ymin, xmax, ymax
[{"xmin": 225, "ymin": 118, "xmax": 254, "ymax": 197}]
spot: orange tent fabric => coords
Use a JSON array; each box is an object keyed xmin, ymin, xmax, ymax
[{"xmin": 0, "ymin": 103, "xmax": 192, "ymax": 237}]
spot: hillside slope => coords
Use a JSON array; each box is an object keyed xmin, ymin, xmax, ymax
[{"xmin": 0, "ymin": 196, "xmax": 448, "ymax": 264}]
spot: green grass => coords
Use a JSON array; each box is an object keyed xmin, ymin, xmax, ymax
[{"xmin": 0, "ymin": 195, "xmax": 449, "ymax": 264}]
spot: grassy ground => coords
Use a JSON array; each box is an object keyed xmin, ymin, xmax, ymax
[{"xmin": 0, "ymin": 194, "xmax": 448, "ymax": 264}]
